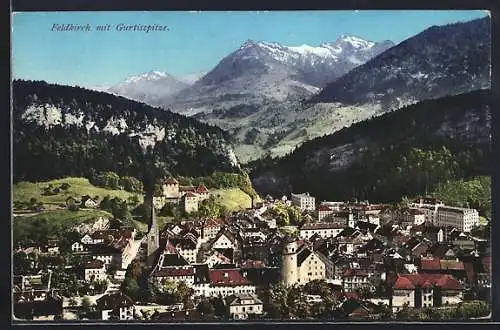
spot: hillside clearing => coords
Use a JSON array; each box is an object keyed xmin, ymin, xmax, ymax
[{"xmin": 13, "ymin": 177, "xmax": 143, "ymax": 206}]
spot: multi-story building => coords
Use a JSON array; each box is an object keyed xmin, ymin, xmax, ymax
[
  {"xmin": 291, "ymin": 193, "xmax": 316, "ymax": 211},
  {"xmin": 281, "ymin": 238, "xmax": 328, "ymax": 286},
  {"xmin": 435, "ymin": 206, "xmax": 480, "ymax": 232},
  {"xmin": 83, "ymin": 259, "xmax": 107, "ymax": 282},
  {"xmin": 391, "ymin": 273, "xmax": 463, "ymax": 313},
  {"xmin": 299, "ymin": 222, "xmax": 345, "ymax": 240},
  {"xmin": 227, "ymin": 294, "xmax": 264, "ymax": 320}
]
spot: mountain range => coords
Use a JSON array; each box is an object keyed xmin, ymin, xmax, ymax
[
  {"xmin": 108, "ymin": 71, "xmax": 189, "ymax": 107},
  {"xmin": 106, "ymin": 17, "xmax": 490, "ymax": 163}
]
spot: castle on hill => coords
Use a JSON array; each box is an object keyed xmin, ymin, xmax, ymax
[{"xmin": 153, "ymin": 177, "xmax": 210, "ymax": 213}]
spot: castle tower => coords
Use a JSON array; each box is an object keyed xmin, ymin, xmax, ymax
[
  {"xmin": 146, "ymin": 196, "xmax": 160, "ymax": 268},
  {"xmin": 281, "ymin": 237, "xmax": 298, "ymax": 286},
  {"xmin": 163, "ymin": 177, "xmax": 180, "ymax": 199}
]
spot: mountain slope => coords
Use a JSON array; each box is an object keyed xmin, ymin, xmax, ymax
[
  {"xmin": 13, "ymin": 80, "xmax": 240, "ymax": 190},
  {"xmin": 250, "ymin": 90, "xmax": 491, "ymax": 202},
  {"xmin": 167, "ymin": 36, "xmax": 394, "ymax": 115},
  {"xmin": 310, "ymin": 17, "xmax": 491, "ymax": 109},
  {"xmin": 259, "ymin": 16, "xmax": 491, "ymax": 161},
  {"xmin": 108, "ymin": 71, "xmax": 189, "ymax": 107}
]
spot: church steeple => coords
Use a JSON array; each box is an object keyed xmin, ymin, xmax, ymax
[{"xmin": 146, "ymin": 195, "xmax": 160, "ymax": 268}]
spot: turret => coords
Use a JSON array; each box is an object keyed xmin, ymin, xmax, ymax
[{"xmin": 281, "ymin": 236, "xmax": 298, "ymax": 286}]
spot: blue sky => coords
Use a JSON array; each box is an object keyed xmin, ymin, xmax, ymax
[{"xmin": 12, "ymin": 10, "xmax": 488, "ymax": 89}]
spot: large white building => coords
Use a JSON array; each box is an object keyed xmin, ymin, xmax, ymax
[
  {"xmin": 227, "ymin": 294, "xmax": 264, "ymax": 320},
  {"xmin": 299, "ymin": 222, "xmax": 345, "ymax": 240},
  {"xmin": 435, "ymin": 206, "xmax": 480, "ymax": 232},
  {"xmin": 291, "ymin": 193, "xmax": 316, "ymax": 211}
]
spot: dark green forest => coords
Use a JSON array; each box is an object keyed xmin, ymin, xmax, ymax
[
  {"xmin": 250, "ymin": 90, "xmax": 491, "ymax": 203},
  {"xmin": 13, "ymin": 80, "xmax": 240, "ymax": 192}
]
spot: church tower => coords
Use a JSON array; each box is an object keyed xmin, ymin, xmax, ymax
[
  {"xmin": 281, "ymin": 236, "xmax": 298, "ymax": 286},
  {"xmin": 146, "ymin": 196, "xmax": 160, "ymax": 268}
]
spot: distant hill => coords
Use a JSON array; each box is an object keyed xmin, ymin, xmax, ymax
[
  {"xmin": 12, "ymin": 80, "xmax": 241, "ymax": 191},
  {"xmin": 250, "ymin": 90, "xmax": 491, "ymax": 202}
]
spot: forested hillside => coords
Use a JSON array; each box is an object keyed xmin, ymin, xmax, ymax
[
  {"xmin": 13, "ymin": 80, "xmax": 240, "ymax": 191},
  {"xmin": 250, "ymin": 90, "xmax": 491, "ymax": 202}
]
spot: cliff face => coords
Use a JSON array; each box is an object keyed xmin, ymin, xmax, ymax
[{"xmin": 13, "ymin": 80, "xmax": 240, "ymax": 184}]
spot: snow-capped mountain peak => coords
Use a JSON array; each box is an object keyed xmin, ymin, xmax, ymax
[
  {"xmin": 335, "ymin": 35, "xmax": 375, "ymax": 49},
  {"xmin": 124, "ymin": 71, "xmax": 171, "ymax": 83}
]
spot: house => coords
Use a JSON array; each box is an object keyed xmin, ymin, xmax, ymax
[
  {"xmin": 342, "ymin": 268, "xmax": 371, "ymax": 291},
  {"xmin": 206, "ymin": 268, "xmax": 257, "ymax": 297},
  {"xmin": 184, "ymin": 192, "xmax": 199, "ymax": 213},
  {"xmin": 281, "ymin": 238, "xmax": 328, "ymax": 286},
  {"xmin": 299, "ymin": 222, "xmax": 345, "ymax": 240},
  {"xmin": 291, "ymin": 193, "xmax": 315, "ymax": 211},
  {"xmin": 150, "ymin": 250, "xmax": 195, "ymax": 286},
  {"xmin": 84, "ymin": 259, "xmax": 106, "ymax": 282},
  {"xmin": 201, "ymin": 218, "xmax": 225, "ymax": 241},
  {"xmin": 170, "ymin": 237, "xmax": 198, "ymax": 264},
  {"xmin": 391, "ymin": 273, "xmax": 463, "ymax": 312},
  {"xmin": 96, "ymin": 292, "xmax": 135, "ymax": 320},
  {"xmin": 80, "ymin": 234, "xmax": 94, "ymax": 245},
  {"xmin": 227, "ymin": 294, "xmax": 264, "ymax": 320},
  {"xmin": 211, "ymin": 229, "xmax": 239, "ymax": 250},
  {"xmin": 71, "ymin": 242, "xmax": 85, "ymax": 252},
  {"xmin": 195, "ymin": 184, "xmax": 210, "ymax": 200},
  {"xmin": 401, "ymin": 208, "xmax": 426, "ymax": 227}
]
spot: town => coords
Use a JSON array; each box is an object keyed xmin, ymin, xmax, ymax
[{"xmin": 13, "ymin": 177, "xmax": 491, "ymax": 321}]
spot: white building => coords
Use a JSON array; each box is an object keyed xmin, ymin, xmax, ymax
[
  {"xmin": 435, "ymin": 206, "xmax": 480, "ymax": 232},
  {"xmin": 84, "ymin": 259, "xmax": 106, "ymax": 282},
  {"xmin": 291, "ymin": 193, "xmax": 316, "ymax": 211},
  {"xmin": 227, "ymin": 294, "xmax": 264, "ymax": 320},
  {"xmin": 299, "ymin": 222, "xmax": 345, "ymax": 240}
]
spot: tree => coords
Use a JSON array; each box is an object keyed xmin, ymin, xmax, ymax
[
  {"xmin": 197, "ymin": 299, "xmax": 215, "ymax": 319},
  {"xmin": 122, "ymin": 277, "xmax": 140, "ymax": 301},
  {"xmin": 60, "ymin": 182, "xmax": 71, "ymax": 191},
  {"xmin": 80, "ymin": 296, "xmax": 93, "ymax": 317}
]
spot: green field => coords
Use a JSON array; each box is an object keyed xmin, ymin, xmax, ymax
[
  {"xmin": 13, "ymin": 177, "xmax": 143, "ymax": 207},
  {"xmin": 13, "ymin": 209, "xmax": 114, "ymax": 243},
  {"xmin": 211, "ymin": 188, "xmax": 254, "ymax": 211}
]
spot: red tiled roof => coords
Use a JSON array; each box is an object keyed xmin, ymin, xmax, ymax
[
  {"xmin": 185, "ymin": 192, "xmax": 198, "ymax": 198},
  {"xmin": 180, "ymin": 186, "xmax": 196, "ymax": 192},
  {"xmin": 318, "ymin": 205, "xmax": 333, "ymax": 212},
  {"xmin": 421, "ymin": 257, "xmax": 441, "ymax": 271},
  {"xmin": 422, "ymin": 280, "xmax": 433, "ymax": 289},
  {"xmin": 196, "ymin": 184, "xmax": 209, "ymax": 194},
  {"xmin": 395, "ymin": 273, "xmax": 462, "ymax": 291},
  {"xmin": 393, "ymin": 276, "xmax": 416, "ymax": 290},
  {"xmin": 208, "ymin": 269, "xmax": 252, "ymax": 286},
  {"xmin": 152, "ymin": 267, "xmax": 195, "ymax": 277}
]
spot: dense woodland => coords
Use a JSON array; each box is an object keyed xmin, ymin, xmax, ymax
[
  {"xmin": 250, "ymin": 90, "xmax": 491, "ymax": 204},
  {"xmin": 13, "ymin": 80, "xmax": 240, "ymax": 192}
]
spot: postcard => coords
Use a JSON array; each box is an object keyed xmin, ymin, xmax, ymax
[{"xmin": 11, "ymin": 10, "xmax": 492, "ymax": 322}]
